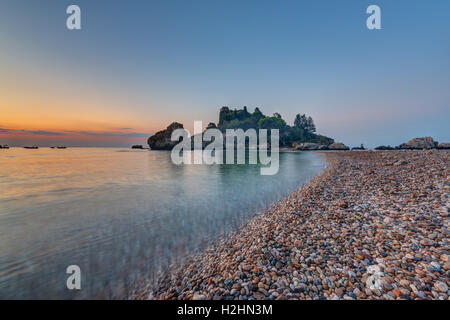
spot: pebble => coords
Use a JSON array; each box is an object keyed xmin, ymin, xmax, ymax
[{"xmin": 434, "ymin": 281, "xmax": 448, "ymax": 293}]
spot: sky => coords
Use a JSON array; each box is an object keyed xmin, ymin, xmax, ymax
[{"xmin": 0, "ymin": 0, "xmax": 449, "ymax": 147}]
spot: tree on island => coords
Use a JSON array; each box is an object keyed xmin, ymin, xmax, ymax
[
  {"xmin": 294, "ymin": 114, "xmax": 303, "ymax": 128},
  {"xmin": 273, "ymin": 112, "xmax": 282, "ymax": 119},
  {"xmin": 215, "ymin": 107, "xmax": 332, "ymax": 147},
  {"xmin": 258, "ymin": 116, "xmax": 287, "ymax": 130},
  {"xmin": 294, "ymin": 114, "xmax": 316, "ymax": 134}
]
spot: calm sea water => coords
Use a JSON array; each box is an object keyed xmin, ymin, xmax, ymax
[{"xmin": 0, "ymin": 148, "xmax": 324, "ymax": 299}]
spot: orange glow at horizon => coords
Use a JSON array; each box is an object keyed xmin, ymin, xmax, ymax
[
  {"xmin": 0, "ymin": 87, "xmax": 155, "ymax": 132},
  {"xmin": 0, "ymin": 74, "xmax": 164, "ymax": 146}
]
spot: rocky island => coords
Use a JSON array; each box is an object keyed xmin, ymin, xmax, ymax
[{"xmin": 147, "ymin": 106, "xmax": 342, "ymax": 151}]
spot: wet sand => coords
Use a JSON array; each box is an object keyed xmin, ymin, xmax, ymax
[{"xmin": 134, "ymin": 150, "xmax": 449, "ymax": 300}]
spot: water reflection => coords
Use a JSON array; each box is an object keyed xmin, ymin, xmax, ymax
[{"xmin": 0, "ymin": 148, "xmax": 324, "ymax": 299}]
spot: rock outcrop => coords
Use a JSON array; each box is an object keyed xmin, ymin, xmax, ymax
[
  {"xmin": 437, "ymin": 142, "xmax": 450, "ymax": 149},
  {"xmin": 294, "ymin": 142, "xmax": 320, "ymax": 150},
  {"xmin": 351, "ymin": 144, "xmax": 366, "ymax": 150},
  {"xmin": 375, "ymin": 145, "xmax": 395, "ymax": 150},
  {"xmin": 328, "ymin": 142, "xmax": 350, "ymax": 150},
  {"xmin": 147, "ymin": 122, "xmax": 184, "ymax": 150},
  {"xmin": 398, "ymin": 137, "xmax": 437, "ymax": 150}
]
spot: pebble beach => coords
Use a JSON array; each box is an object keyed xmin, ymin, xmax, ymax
[{"xmin": 135, "ymin": 150, "xmax": 449, "ymax": 300}]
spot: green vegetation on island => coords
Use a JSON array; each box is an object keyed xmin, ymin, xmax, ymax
[
  {"xmin": 147, "ymin": 106, "xmax": 336, "ymax": 150},
  {"xmin": 217, "ymin": 106, "xmax": 333, "ymax": 148}
]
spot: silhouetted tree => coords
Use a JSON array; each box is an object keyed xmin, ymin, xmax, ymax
[
  {"xmin": 294, "ymin": 114, "xmax": 315, "ymax": 133},
  {"xmin": 294, "ymin": 114, "xmax": 302, "ymax": 128},
  {"xmin": 306, "ymin": 116, "xmax": 316, "ymax": 133},
  {"xmin": 215, "ymin": 107, "xmax": 332, "ymax": 147},
  {"xmin": 294, "ymin": 114, "xmax": 307, "ymax": 128}
]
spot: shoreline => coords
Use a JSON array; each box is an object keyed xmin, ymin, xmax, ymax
[{"xmin": 133, "ymin": 150, "xmax": 449, "ymax": 300}]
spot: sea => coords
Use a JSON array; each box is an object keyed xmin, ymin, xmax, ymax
[{"xmin": 0, "ymin": 147, "xmax": 325, "ymax": 299}]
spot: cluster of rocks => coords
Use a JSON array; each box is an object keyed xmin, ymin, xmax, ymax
[
  {"xmin": 351, "ymin": 144, "xmax": 366, "ymax": 151},
  {"xmin": 134, "ymin": 150, "xmax": 449, "ymax": 300},
  {"xmin": 293, "ymin": 137, "xmax": 450, "ymax": 152},
  {"xmin": 438, "ymin": 143, "xmax": 450, "ymax": 149},
  {"xmin": 375, "ymin": 145, "xmax": 395, "ymax": 151},
  {"xmin": 293, "ymin": 142, "xmax": 350, "ymax": 151},
  {"xmin": 328, "ymin": 142, "xmax": 350, "ymax": 150},
  {"xmin": 376, "ymin": 137, "xmax": 450, "ymax": 151},
  {"xmin": 399, "ymin": 137, "xmax": 438, "ymax": 150},
  {"xmin": 293, "ymin": 143, "xmax": 328, "ymax": 151}
]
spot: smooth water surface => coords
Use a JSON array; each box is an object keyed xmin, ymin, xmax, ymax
[{"xmin": 0, "ymin": 148, "xmax": 324, "ymax": 299}]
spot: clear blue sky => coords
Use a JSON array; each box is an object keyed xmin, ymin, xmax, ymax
[{"xmin": 0, "ymin": 0, "xmax": 449, "ymax": 147}]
